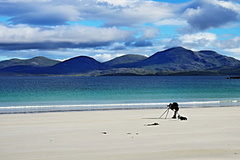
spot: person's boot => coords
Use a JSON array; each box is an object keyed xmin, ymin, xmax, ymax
[{"xmin": 172, "ymin": 112, "xmax": 177, "ymax": 119}]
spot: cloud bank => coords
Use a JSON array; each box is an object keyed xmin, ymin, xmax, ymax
[
  {"xmin": 0, "ymin": 0, "xmax": 240, "ymax": 60},
  {"xmin": 0, "ymin": 24, "xmax": 132, "ymax": 49}
]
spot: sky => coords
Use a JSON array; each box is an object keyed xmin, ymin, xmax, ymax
[{"xmin": 0, "ymin": 0, "xmax": 240, "ymax": 62}]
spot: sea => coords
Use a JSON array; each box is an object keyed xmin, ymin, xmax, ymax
[{"xmin": 0, "ymin": 76, "xmax": 240, "ymax": 114}]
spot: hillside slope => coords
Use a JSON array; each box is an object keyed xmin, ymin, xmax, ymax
[
  {"xmin": 0, "ymin": 56, "xmax": 60, "ymax": 69},
  {"xmin": 104, "ymin": 54, "xmax": 147, "ymax": 67},
  {"xmin": 119, "ymin": 47, "xmax": 240, "ymax": 71},
  {"xmin": 48, "ymin": 56, "xmax": 110, "ymax": 74}
]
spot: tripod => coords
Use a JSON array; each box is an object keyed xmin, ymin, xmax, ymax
[{"xmin": 159, "ymin": 107, "xmax": 170, "ymax": 119}]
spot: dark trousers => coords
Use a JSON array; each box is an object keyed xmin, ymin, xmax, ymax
[{"xmin": 172, "ymin": 108, "xmax": 179, "ymax": 118}]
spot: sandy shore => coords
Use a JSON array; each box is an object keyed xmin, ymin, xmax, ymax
[{"xmin": 0, "ymin": 107, "xmax": 240, "ymax": 160}]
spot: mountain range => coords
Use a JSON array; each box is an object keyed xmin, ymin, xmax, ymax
[{"xmin": 0, "ymin": 47, "xmax": 240, "ymax": 76}]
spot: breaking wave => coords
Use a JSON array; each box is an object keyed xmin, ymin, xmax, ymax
[{"xmin": 1, "ymin": 99, "xmax": 240, "ymax": 114}]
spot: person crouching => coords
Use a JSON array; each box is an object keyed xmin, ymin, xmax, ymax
[{"xmin": 168, "ymin": 102, "xmax": 179, "ymax": 119}]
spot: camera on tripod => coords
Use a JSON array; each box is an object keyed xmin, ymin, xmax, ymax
[{"xmin": 159, "ymin": 102, "xmax": 179, "ymax": 119}]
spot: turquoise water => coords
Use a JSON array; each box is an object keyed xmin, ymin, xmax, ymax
[{"xmin": 0, "ymin": 76, "xmax": 240, "ymax": 113}]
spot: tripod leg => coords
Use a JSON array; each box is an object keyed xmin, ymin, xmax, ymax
[
  {"xmin": 165, "ymin": 108, "xmax": 169, "ymax": 119},
  {"xmin": 159, "ymin": 108, "xmax": 169, "ymax": 119},
  {"xmin": 159, "ymin": 109, "xmax": 168, "ymax": 118}
]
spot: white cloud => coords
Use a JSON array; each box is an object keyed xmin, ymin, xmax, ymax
[
  {"xmin": 0, "ymin": 24, "xmax": 131, "ymax": 44},
  {"xmin": 0, "ymin": 0, "xmax": 179, "ymax": 27},
  {"xmin": 2, "ymin": 0, "xmax": 50, "ymax": 2},
  {"xmin": 140, "ymin": 26, "xmax": 160, "ymax": 39},
  {"xmin": 93, "ymin": 53, "xmax": 124, "ymax": 62},
  {"xmin": 179, "ymin": 32, "xmax": 217, "ymax": 44},
  {"xmin": 156, "ymin": 19, "xmax": 187, "ymax": 26},
  {"xmin": 97, "ymin": 0, "xmax": 138, "ymax": 7},
  {"xmin": 216, "ymin": 36, "xmax": 240, "ymax": 49},
  {"xmin": 0, "ymin": 25, "xmax": 40, "ymax": 43},
  {"xmin": 165, "ymin": 32, "xmax": 217, "ymax": 49},
  {"xmin": 100, "ymin": 0, "xmax": 177, "ymax": 27},
  {"xmin": 215, "ymin": 0, "xmax": 240, "ymax": 13},
  {"xmin": 224, "ymin": 48, "xmax": 240, "ymax": 60}
]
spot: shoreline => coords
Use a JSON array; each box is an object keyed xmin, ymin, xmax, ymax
[
  {"xmin": 1, "ymin": 99, "xmax": 240, "ymax": 114},
  {"xmin": 1, "ymin": 106, "xmax": 240, "ymax": 160},
  {"xmin": 1, "ymin": 105, "xmax": 240, "ymax": 115}
]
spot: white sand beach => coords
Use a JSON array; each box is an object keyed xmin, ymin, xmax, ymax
[{"xmin": 0, "ymin": 107, "xmax": 240, "ymax": 160}]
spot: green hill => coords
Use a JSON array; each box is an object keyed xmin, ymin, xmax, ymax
[
  {"xmin": 118, "ymin": 47, "xmax": 240, "ymax": 72},
  {"xmin": 104, "ymin": 54, "xmax": 147, "ymax": 67},
  {"xmin": 0, "ymin": 56, "xmax": 60, "ymax": 69}
]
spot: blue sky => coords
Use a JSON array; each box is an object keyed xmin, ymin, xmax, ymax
[{"xmin": 0, "ymin": 0, "xmax": 240, "ymax": 61}]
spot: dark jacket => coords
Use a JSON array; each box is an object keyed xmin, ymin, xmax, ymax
[{"xmin": 169, "ymin": 102, "xmax": 179, "ymax": 111}]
